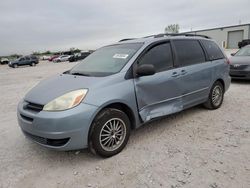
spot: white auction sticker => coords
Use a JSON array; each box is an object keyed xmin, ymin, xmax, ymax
[{"xmin": 113, "ymin": 54, "xmax": 129, "ymax": 59}]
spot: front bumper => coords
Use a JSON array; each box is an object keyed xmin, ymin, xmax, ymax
[
  {"xmin": 230, "ymin": 69, "xmax": 250, "ymax": 80},
  {"xmin": 17, "ymin": 100, "xmax": 98, "ymax": 151}
]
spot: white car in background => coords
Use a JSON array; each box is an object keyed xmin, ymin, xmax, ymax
[
  {"xmin": 40, "ymin": 55, "xmax": 51, "ymax": 60},
  {"xmin": 53, "ymin": 55, "xmax": 72, "ymax": 62},
  {"xmin": 0, "ymin": 58, "xmax": 10, "ymax": 65}
]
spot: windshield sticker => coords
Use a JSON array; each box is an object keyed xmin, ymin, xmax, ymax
[{"xmin": 113, "ymin": 54, "xmax": 129, "ymax": 59}]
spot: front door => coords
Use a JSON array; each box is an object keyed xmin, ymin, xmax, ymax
[
  {"xmin": 19, "ymin": 58, "xmax": 25, "ymax": 65},
  {"xmin": 134, "ymin": 42, "xmax": 182, "ymax": 122},
  {"xmin": 24, "ymin": 57, "xmax": 31, "ymax": 65}
]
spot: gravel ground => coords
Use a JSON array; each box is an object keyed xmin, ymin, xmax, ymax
[{"xmin": 0, "ymin": 61, "xmax": 249, "ymax": 188}]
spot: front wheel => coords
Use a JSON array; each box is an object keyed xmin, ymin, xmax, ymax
[
  {"xmin": 204, "ymin": 81, "xmax": 224, "ymax": 110},
  {"xmin": 89, "ymin": 108, "xmax": 131, "ymax": 157}
]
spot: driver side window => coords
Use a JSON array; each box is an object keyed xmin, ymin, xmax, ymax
[{"xmin": 138, "ymin": 42, "xmax": 173, "ymax": 72}]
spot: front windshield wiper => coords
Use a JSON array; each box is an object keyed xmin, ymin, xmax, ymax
[{"xmin": 70, "ymin": 72, "xmax": 91, "ymax": 77}]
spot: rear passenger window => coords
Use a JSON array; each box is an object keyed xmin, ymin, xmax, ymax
[
  {"xmin": 201, "ymin": 40, "xmax": 225, "ymax": 60},
  {"xmin": 138, "ymin": 42, "xmax": 173, "ymax": 72},
  {"xmin": 173, "ymin": 40, "xmax": 206, "ymax": 66}
]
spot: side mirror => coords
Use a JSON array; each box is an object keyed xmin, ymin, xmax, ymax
[
  {"xmin": 136, "ymin": 64, "xmax": 156, "ymax": 77},
  {"xmin": 231, "ymin": 53, "xmax": 235, "ymax": 56}
]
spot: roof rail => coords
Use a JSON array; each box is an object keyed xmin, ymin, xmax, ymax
[
  {"xmin": 119, "ymin": 38, "xmax": 136, "ymax": 42},
  {"xmin": 118, "ymin": 33, "xmax": 211, "ymax": 42},
  {"xmin": 168, "ymin": 33, "xmax": 211, "ymax": 39},
  {"xmin": 144, "ymin": 33, "xmax": 211, "ymax": 39}
]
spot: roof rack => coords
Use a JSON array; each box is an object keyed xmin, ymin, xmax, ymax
[
  {"xmin": 169, "ymin": 33, "xmax": 211, "ymax": 39},
  {"xmin": 144, "ymin": 33, "xmax": 211, "ymax": 39},
  {"xmin": 118, "ymin": 33, "xmax": 211, "ymax": 42},
  {"xmin": 119, "ymin": 38, "xmax": 136, "ymax": 42}
]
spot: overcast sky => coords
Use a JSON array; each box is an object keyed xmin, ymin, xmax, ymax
[{"xmin": 0, "ymin": 0, "xmax": 250, "ymax": 56}]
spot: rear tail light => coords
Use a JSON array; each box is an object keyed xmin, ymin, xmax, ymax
[{"xmin": 226, "ymin": 58, "xmax": 231, "ymax": 64}]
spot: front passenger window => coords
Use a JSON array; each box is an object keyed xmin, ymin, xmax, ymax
[{"xmin": 138, "ymin": 43, "xmax": 173, "ymax": 72}]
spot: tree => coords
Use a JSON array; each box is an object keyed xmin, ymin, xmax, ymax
[
  {"xmin": 32, "ymin": 51, "xmax": 41, "ymax": 56},
  {"xmin": 165, "ymin": 24, "xmax": 180, "ymax": 34}
]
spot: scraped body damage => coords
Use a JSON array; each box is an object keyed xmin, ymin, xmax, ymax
[
  {"xmin": 134, "ymin": 71, "xmax": 183, "ymax": 122},
  {"xmin": 139, "ymin": 98, "xmax": 183, "ymax": 121}
]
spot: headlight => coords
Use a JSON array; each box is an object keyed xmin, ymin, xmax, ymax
[{"xmin": 43, "ymin": 89, "xmax": 88, "ymax": 111}]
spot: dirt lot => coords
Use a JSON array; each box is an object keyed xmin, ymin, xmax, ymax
[{"xmin": 0, "ymin": 61, "xmax": 249, "ymax": 188}]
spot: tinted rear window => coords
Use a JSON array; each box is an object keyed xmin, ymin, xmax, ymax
[
  {"xmin": 173, "ymin": 40, "xmax": 206, "ymax": 66},
  {"xmin": 201, "ymin": 40, "xmax": 225, "ymax": 60}
]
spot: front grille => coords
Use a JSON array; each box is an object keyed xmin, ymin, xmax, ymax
[
  {"xmin": 230, "ymin": 64, "xmax": 248, "ymax": 70},
  {"xmin": 25, "ymin": 102, "xmax": 44, "ymax": 113},
  {"xmin": 23, "ymin": 131, "xmax": 70, "ymax": 147}
]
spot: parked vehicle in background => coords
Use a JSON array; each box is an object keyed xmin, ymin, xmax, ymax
[
  {"xmin": 238, "ymin": 39, "xmax": 250, "ymax": 49},
  {"xmin": 17, "ymin": 34, "xmax": 230, "ymax": 157},
  {"xmin": 0, "ymin": 58, "xmax": 9, "ymax": 65},
  {"xmin": 9, "ymin": 55, "xmax": 39, "ymax": 68},
  {"xmin": 40, "ymin": 55, "xmax": 51, "ymax": 60},
  {"xmin": 53, "ymin": 55, "xmax": 72, "ymax": 62},
  {"xmin": 230, "ymin": 45, "xmax": 250, "ymax": 80},
  {"xmin": 68, "ymin": 52, "xmax": 91, "ymax": 62},
  {"xmin": 48, "ymin": 55, "xmax": 60, "ymax": 62}
]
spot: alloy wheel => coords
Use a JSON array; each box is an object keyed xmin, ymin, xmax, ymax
[
  {"xmin": 212, "ymin": 85, "xmax": 223, "ymax": 107},
  {"xmin": 99, "ymin": 118, "xmax": 126, "ymax": 152}
]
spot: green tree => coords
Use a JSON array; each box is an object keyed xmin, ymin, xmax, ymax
[
  {"xmin": 165, "ymin": 24, "xmax": 180, "ymax": 34},
  {"xmin": 32, "ymin": 51, "xmax": 41, "ymax": 56}
]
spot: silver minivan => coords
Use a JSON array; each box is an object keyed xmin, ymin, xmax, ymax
[{"xmin": 17, "ymin": 34, "xmax": 231, "ymax": 157}]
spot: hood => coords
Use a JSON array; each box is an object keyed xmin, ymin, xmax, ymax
[
  {"xmin": 24, "ymin": 74, "xmax": 102, "ymax": 105},
  {"xmin": 229, "ymin": 56, "xmax": 250, "ymax": 65}
]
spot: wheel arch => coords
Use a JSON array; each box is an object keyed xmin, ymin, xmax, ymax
[
  {"xmin": 87, "ymin": 101, "xmax": 137, "ymax": 144},
  {"xmin": 215, "ymin": 78, "xmax": 225, "ymax": 92}
]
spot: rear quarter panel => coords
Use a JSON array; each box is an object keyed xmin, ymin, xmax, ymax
[{"xmin": 210, "ymin": 59, "xmax": 231, "ymax": 92}]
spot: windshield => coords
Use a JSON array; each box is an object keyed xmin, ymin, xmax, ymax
[
  {"xmin": 69, "ymin": 43, "xmax": 143, "ymax": 77},
  {"xmin": 235, "ymin": 47, "xmax": 250, "ymax": 56}
]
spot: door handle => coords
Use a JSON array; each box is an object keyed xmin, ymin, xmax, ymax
[
  {"xmin": 172, "ymin": 72, "xmax": 180, "ymax": 77},
  {"xmin": 181, "ymin": 70, "xmax": 187, "ymax": 75}
]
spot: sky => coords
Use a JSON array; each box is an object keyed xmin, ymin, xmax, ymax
[{"xmin": 0, "ymin": 0, "xmax": 250, "ymax": 56}]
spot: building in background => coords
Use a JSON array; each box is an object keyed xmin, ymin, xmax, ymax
[{"xmin": 185, "ymin": 23, "xmax": 250, "ymax": 49}]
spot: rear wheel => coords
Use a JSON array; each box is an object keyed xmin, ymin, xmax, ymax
[
  {"xmin": 89, "ymin": 108, "xmax": 131, "ymax": 157},
  {"xmin": 204, "ymin": 81, "xmax": 224, "ymax": 109},
  {"xmin": 31, "ymin": 62, "xmax": 35, "ymax": 66}
]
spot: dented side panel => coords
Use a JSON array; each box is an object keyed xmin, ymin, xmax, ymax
[
  {"xmin": 134, "ymin": 70, "xmax": 183, "ymax": 122},
  {"xmin": 139, "ymin": 97, "xmax": 183, "ymax": 122}
]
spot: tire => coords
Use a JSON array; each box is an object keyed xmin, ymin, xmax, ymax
[
  {"xmin": 13, "ymin": 64, "xmax": 18, "ymax": 68},
  {"xmin": 203, "ymin": 81, "xmax": 224, "ymax": 110},
  {"xmin": 31, "ymin": 62, "xmax": 35, "ymax": 66},
  {"xmin": 89, "ymin": 108, "xmax": 131, "ymax": 157}
]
